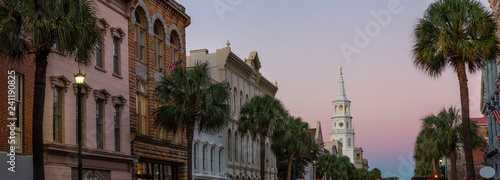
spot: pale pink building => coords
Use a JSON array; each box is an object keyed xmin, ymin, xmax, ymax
[{"xmin": 42, "ymin": 0, "xmax": 137, "ymax": 179}]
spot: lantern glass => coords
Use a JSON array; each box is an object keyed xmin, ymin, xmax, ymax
[{"xmin": 75, "ymin": 73, "xmax": 85, "ymax": 84}]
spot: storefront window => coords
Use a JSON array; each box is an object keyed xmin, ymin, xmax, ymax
[{"xmin": 137, "ymin": 162, "xmax": 177, "ymax": 180}]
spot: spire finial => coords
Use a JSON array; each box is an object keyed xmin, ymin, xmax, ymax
[
  {"xmin": 338, "ymin": 66, "xmax": 343, "ymax": 75},
  {"xmin": 226, "ymin": 40, "xmax": 230, "ymax": 47}
]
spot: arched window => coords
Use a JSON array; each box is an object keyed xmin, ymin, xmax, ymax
[
  {"xmin": 239, "ymin": 91, "xmax": 243, "ymax": 111},
  {"xmin": 134, "ymin": 9, "xmax": 146, "ymax": 62},
  {"xmin": 334, "ymin": 105, "xmax": 337, "ymax": 114},
  {"xmin": 228, "ymin": 129, "xmax": 232, "ymax": 160},
  {"xmin": 346, "ymin": 105, "xmax": 349, "ymax": 115},
  {"xmin": 246, "ymin": 135, "xmax": 249, "ymax": 163},
  {"xmin": 219, "ymin": 150, "xmax": 222, "ymax": 173},
  {"xmin": 154, "ymin": 21, "xmax": 164, "ymax": 71},
  {"xmin": 202, "ymin": 146, "xmax": 206, "ymax": 171},
  {"xmin": 170, "ymin": 31, "xmax": 180, "ymax": 63},
  {"xmin": 346, "ymin": 122, "xmax": 349, "ymax": 129},
  {"xmin": 193, "ymin": 144, "xmax": 198, "ymax": 170},
  {"xmin": 234, "ymin": 131, "xmax": 238, "ymax": 162},
  {"xmin": 251, "ymin": 139, "xmax": 254, "ymax": 164},
  {"xmin": 348, "ymin": 138, "xmax": 351, "ymax": 147},
  {"xmin": 210, "ymin": 148, "xmax": 214, "ymax": 172},
  {"xmin": 241, "ymin": 134, "xmax": 244, "ymax": 163},
  {"xmin": 339, "ymin": 105, "xmax": 344, "ymax": 115},
  {"xmin": 233, "ymin": 88, "xmax": 237, "ymax": 113}
]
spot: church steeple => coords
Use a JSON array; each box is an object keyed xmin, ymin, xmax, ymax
[
  {"xmin": 336, "ymin": 66, "xmax": 349, "ymax": 101},
  {"xmin": 331, "ymin": 66, "xmax": 355, "ymax": 164}
]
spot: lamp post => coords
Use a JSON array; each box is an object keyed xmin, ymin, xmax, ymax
[{"xmin": 75, "ymin": 71, "xmax": 85, "ymax": 180}]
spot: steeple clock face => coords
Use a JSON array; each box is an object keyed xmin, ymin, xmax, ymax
[{"xmin": 339, "ymin": 122, "xmax": 344, "ymax": 128}]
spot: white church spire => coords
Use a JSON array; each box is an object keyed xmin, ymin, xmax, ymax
[{"xmin": 336, "ymin": 66, "xmax": 349, "ymax": 101}]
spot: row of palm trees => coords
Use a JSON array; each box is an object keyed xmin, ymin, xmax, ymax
[
  {"xmin": 153, "ymin": 61, "xmax": 319, "ymax": 180},
  {"xmin": 413, "ymin": 107, "xmax": 485, "ymax": 179},
  {"xmin": 412, "ymin": 0, "xmax": 500, "ymax": 179},
  {"xmin": 315, "ymin": 153, "xmax": 382, "ymax": 180}
]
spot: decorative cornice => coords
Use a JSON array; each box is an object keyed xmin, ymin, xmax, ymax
[
  {"xmin": 50, "ymin": 75, "xmax": 72, "ymax": 92},
  {"xmin": 112, "ymin": 95, "xmax": 127, "ymax": 107},
  {"xmin": 110, "ymin": 27, "xmax": 126, "ymax": 39},
  {"xmin": 72, "ymin": 83, "xmax": 93, "ymax": 98},
  {"xmin": 93, "ymin": 89, "xmax": 111, "ymax": 103}
]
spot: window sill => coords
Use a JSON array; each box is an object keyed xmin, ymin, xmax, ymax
[
  {"xmin": 95, "ymin": 66, "xmax": 107, "ymax": 73},
  {"xmin": 135, "ymin": 58, "xmax": 147, "ymax": 64},
  {"xmin": 112, "ymin": 73, "xmax": 123, "ymax": 79}
]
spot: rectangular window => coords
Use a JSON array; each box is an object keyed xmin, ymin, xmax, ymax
[
  {"xmin": 113, "ymin": 37, "xmax": 119, "ymax": 74},
  {"xmin": 137, "ymin": 82, "xmax": 148, "ymax": 135},
  {"xmin": 114, "ymin": 105, "xmax": 120, "ymax": 152},
  {"xmin": 140, "ymin": 30, "xmax": 145, "ymax": 61},
  {"xmin": 53, "ymin": 88, "xmax": 63, "ymax": 143},
  {"xmin": 96, "ymin": 41, "xmax": 102, "ymax": 68},
  {"xmin": 157, "ymin": 41, "xmax": 162, "ymax": 69},
  {"xmin": 96, "ymin": 99, "xmax": 104, "ymax": 149},
  {"xmin": 173, "ymin": 49, "xmax": 178, "ymax": 62},
  {"xmin": 13, "ymin": 74, "xmax": 23, "ymax": 152}
]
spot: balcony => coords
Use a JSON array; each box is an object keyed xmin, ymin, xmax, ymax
[{"xmin": 330, "ymin": 129, "xmax": 354, "ymax": 133}]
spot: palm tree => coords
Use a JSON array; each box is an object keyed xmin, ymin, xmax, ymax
[
  {"xmin": 414, "ymin": 129, "xmax": 441, "ymax": 176},
  {"xmin": 412, "ymin": 0, "xmax": 499, "ymax": 178},
  {"xmin": 315, "ymin": 154, "xmax": 335, "ymax": 180},
  {"xmin": 414, "ymin": 107, "xmax": 487, "ymax": 179},
  {"xmin": 370, "ymin": 168, "xmax": 382, "ymax": 180},
  {"xmin": 422, "ymin": 107, "xmax": 461, "ymax": 180},
  {"xmin": 271, "ymin": 116, "xmax": 314, "ymax": 180},
  {"xmin": 0, "ymin": 0, "xmax": 102, "ymax": 179},
  {"xmin": 154, "ymin": 62, "xmax": 231, "ymax": 180},
  {"xmin": 239, "ymin": 94, "xmax": 287, "ymax": 180}
]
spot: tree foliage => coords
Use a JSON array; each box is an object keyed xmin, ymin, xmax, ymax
[
  {"xmin": 154, "ymin": 62, "xmax": 231, "ymax": 180},
  {"xmin": 412, "ymin": 0, "xmax": 499, "ymax": 178}
]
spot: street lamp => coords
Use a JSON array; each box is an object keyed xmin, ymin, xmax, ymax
[{"xmin": 74, "ymin": 71, "xmax": 85, "ymax": 180}]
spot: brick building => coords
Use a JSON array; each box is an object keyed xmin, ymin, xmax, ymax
[
  {"xmin": 127, "ymin": 0, "xmax": 191, "ymax": 180},
  {"xmin": 0, "ymin": 58, "xmax": 36, "ymax": 179}
]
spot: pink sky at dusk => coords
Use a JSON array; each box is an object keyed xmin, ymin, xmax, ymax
[{"xmin": 178, "ymin": 0, "xmax": 488, "ymax": 178}]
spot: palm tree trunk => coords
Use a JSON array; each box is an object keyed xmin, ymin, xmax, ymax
[
  {"xmin": 186, "ymin": 119, "xmax": 195, "ymax": 180},
  {"xmin": 432, "ymin": 158, "xmax": 438, "ymax": 175},
  {"xmin": 455, "ymin": 60, "xmax": 475, "ymax": 180},
  {"xmin": 260, "ymin": 133, "xmax": 266, "ymax": 180},
  {"xmin": 287, "ymin": 154, "xmax": 293, "ymax": 180},
  {"xmin": 450, "ymin": 142, "xmax": 457, "ymax": 180},
  {"xmin": 33, "ymin": 50, "xmax": 50, "ymax": 180}
]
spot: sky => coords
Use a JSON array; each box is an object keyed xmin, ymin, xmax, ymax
[{"xmin": 177, "ymin": 0, "xmax": 490, "ymax": 178}]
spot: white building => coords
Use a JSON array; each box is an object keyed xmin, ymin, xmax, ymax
[
  {"xmin": 188, "ymin": 42, "xmax": 278, "ymax": 180},
  {"xmin": 330, "ymin": 67, "xmax": 356, "ymax": 164}
]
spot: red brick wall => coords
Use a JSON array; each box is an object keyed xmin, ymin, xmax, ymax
[{"xmin": 0, "ymin": 57, "xmax": 35, "ymax": 156}]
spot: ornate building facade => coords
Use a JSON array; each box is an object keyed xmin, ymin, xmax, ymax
[
  {"xmin": 40, "ymin": 0, "xmax": 137, "ymax": 179},
  {"xmin": 127, "ymin": 0, "xmax": 191, "ymax": 180},
  {"xmin": 187, "ymin": 42, "xmax": 279, "ymax": 180}
]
